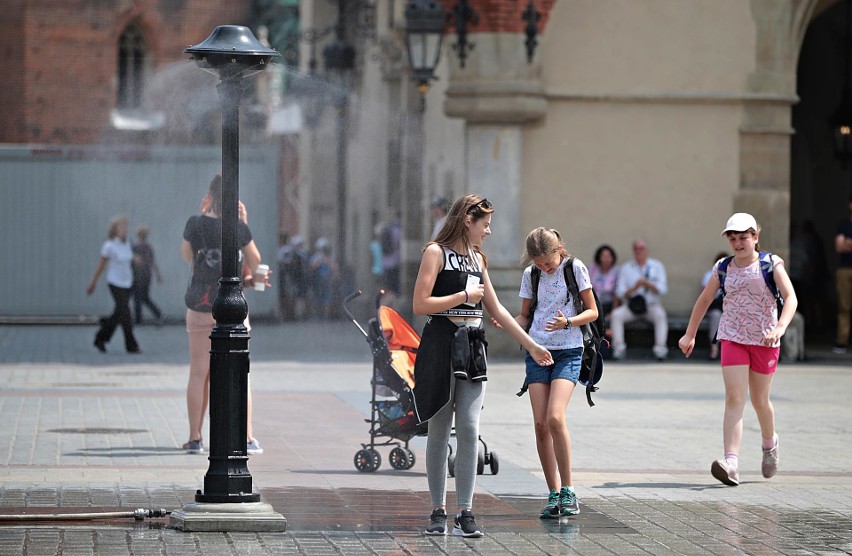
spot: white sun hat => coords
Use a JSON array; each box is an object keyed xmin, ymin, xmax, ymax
[{"xmin": 721, "ymin": 213, "xmax": 757, "ymax": 235}]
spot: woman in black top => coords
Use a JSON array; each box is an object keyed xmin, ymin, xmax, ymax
[
  {"xmin": 180, "ymin": 174, "xmax": 267, "ymax": 455},
  {"xmin": 412, "ymin": 194, "xmax": 552, "ymax": 537}
]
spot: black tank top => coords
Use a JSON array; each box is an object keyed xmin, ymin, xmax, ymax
[{"xmin": 429, "ymin": 246, "xmax": 483, "ymax": 318}]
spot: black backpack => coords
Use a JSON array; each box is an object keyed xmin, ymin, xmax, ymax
[{"xmin": 517, "ymin": 258, "xmax": 606, "ymax": 406}]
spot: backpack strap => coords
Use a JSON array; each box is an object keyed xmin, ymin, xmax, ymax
[
  {"xmin": 528, "ymin": 265, "xmax": 541, "ymax": 327},
  {"xmin": 759, "ymin": 251, "xmax": 784, "ymax": 314},
  {"xmin": 563, "ymin": 258, "xmax": 582, "ymax": 314},
  {"xmin": 717, "ymin": 255, "xmax": 733, "ymax": 296}
]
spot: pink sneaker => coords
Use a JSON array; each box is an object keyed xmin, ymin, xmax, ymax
[
  {"xmin": 711, "ymin": 459, "xmax": 739, "ymax": 486},
  {"xmin": 762, "ymin": 438, "xmax": 779, "ymax": 479}
]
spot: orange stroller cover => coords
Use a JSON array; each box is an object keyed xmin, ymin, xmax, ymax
[{"xmin": 379, "ymin": 306, "xmax": 420, "ymax": 390}]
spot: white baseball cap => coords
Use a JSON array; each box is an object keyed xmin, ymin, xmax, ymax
[{"xmin": 721, "ymin": 212, "xmax": 757, "ymax": 235}]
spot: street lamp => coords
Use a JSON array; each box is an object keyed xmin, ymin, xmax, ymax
[
  {"xmin": 404, "ymin": 0, "xmax": 446, "ymax": 96},
  {"xmin": 170, "ymin": 25, "xmax": 286, "ymax": 532}
]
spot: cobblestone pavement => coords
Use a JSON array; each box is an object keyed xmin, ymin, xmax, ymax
[{"xmin": 0, "ymin": 321, "xmax": 850, "ymax": 555}]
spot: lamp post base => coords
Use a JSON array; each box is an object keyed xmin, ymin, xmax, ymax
[{"xmin": 170, "ymin": 500, "xmax": 287, "ymax": 532}]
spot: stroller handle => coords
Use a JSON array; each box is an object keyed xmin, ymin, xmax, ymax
[
  {"xmin": 374, "ymin": 290, "xmax": 386, "ymax": 310},
  {"xmin": 343, "ymin": 290, "xmax": 363, "ymax": 322}
]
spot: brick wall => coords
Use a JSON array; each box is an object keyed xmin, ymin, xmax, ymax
[
  {"xmin": 0, "ymin": 1, "xmax": 27, "ymax": 143},
  {"xmin": 7, "ymin": 0, "xmax": 255, "ymax": 145}
]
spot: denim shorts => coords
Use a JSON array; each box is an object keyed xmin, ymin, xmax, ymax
[{"xmin": 524, "ymin": 347, "xmax": 583, "ymax": 385}]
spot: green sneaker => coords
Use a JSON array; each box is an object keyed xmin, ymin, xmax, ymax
[
  {"xmin": 559, "ymin": 487, "xmax": 580, "ymax": 516},
  {"xmin": 540, "ymin": 489, "xmax": 560, "ymax": 519}
]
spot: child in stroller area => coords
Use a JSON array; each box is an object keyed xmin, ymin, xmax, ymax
[{"xmin": 411, "ymin": 194, "xmax": 553, "ymax": 538}]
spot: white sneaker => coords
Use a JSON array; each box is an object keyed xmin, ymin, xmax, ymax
[
  {"xmin": 762, "ymin": 437, "xmax": 779, "ymax": 479},
  {"xmin": 711, "ymin": 459, "xmax": 739, "ymax": 486},
  {"xmin": 612, "ymin": 348, "xmax": 626, "ymax": 360},
  {"xmin": 246, "ymin": 438, "xmax": 264, "ymax": 455}
]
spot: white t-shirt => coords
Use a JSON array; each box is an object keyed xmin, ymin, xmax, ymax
[
  {"xmin": 100, "ymin": 238, "xmax": 134, "ymax": 288},
  {"xmin": 519, "ymin": 257, "xmax": 592, "ymax": 349}
]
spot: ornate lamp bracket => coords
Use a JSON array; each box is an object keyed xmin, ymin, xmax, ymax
[{"xmin": 522, "ymin": 1, "xmax": 541, "ymax": 63}]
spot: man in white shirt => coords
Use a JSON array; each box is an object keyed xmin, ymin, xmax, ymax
[{"xmin": 610, "ymin": 239, "xmax": 669, "ymax": 361}]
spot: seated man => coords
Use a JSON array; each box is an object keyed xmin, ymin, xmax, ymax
[{"xmin": 610, "ymin": 239, "xmax": 669, "ymax": 360}]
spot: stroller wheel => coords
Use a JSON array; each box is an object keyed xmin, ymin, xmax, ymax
[
  {"xmin": 389, "ymin": 447, "xmax": 409, "ymax": 470},
  {"xmin": 489, "ymin": 451, "xmax": 499, "ymax": 475},
  {"xmin": 447, "ymin": 454, "xmax": 456, "ymax": 477},
  {"xmin": 404, "ymin": 448, "xmax": 416, "ymax": 469},
  {"xmin": 354, "ymin": 449, "xmax": 379, "ymax": 472},
  {"xmin": 368, "ymin": 448, "xmax": 382, "ymax": 471},
  {"xmin": 477, "ymin": 447, "xmax": 485, "ymax": 475}
]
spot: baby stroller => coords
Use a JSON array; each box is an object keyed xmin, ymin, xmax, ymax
[{"xmin": 343, "ymin": 290, "xmax": 498, "ymax": 476}]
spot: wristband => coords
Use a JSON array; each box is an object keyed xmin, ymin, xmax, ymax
[
  {"xmin": 565, "ymin": 318, "xmax": 572, "ymax": 329},
  {"xmin": 463, "ymin": 290, "xmax": 469, "ymax": 304}
]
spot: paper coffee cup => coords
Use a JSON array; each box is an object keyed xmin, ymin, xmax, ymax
[{"xmin": 253, "ymin": 264, "xmax": 269, "ymax": 291}]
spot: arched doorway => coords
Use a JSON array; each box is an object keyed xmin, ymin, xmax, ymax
[{"xmin": 792, "ymin": 0, "xmax": 850, "ymax": 339}]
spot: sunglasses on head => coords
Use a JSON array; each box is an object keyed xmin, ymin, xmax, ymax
[{"xmin": 466, "ymin": 198, "xmax": 492, "ymax": 214}]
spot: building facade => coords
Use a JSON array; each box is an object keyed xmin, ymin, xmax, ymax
[
  {"xmin": 1, "ymin": 0, "xmax": 848, "ymax": 340},
  {"xmin": 294, "ymin": 0, "xmax": 847, "ymax": 346}
]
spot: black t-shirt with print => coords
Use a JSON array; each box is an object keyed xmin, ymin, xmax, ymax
[{"xmin": 183, "ymin": 215, "xmax": 253, "ymax": 289}]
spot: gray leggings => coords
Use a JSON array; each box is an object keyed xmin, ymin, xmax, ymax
[{"xmin": 425, "ymin": 376, "xmax": 486, "ymax": 510}]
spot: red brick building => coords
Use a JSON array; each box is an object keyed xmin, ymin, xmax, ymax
[{"xmin": 0, "ymin": 0, "xmax": 254, "ymax": 145}]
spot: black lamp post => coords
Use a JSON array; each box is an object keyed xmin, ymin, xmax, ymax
[{"xmin": 183, "ymin": 26, "xmax": 278, "ymax": 506}]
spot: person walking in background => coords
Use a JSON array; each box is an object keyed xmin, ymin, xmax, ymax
[
  {"xmin": 833, "ymin": 198, "xmax": 852, "ymax": 354},
  {"xmin": 609, "ymin": 239, "xmax": 669, "ymax": 361},
  {"xmin": 678, "ymin": 213, "xmax": 797, "ymax": 487},
  {"xmin": 412, "ymin": 195, "xmax": 552, "ymax": 538},
  {"xmin": 430, "ymin": 196, "xmax": 450, "ymax": 240},
  {"xmin": 510, "ymin": 227, "xmax": 598, "ymax": 519},
  {"xmin": 380, "ymin": 216, "xmax": 402, "ymax": 302},
  {"xmin": 370, "ymin": 223, "xmax": 385, "ymax": 293},
  {"xmin": 131, "ymin": 225, "xmax": 163, "ymax": 326},
  {"xmin": 703, "ymin": 251, "xmax": 729, "ymax": 360},
  {"xmin": 180, "ymin": 174, "xmax": 266, "ymax": 456},
  {"xmin": 86, "ymin": 216, "xmax": 140, "ymax": 354},
  {"xmin": 309, "ymin": 237, "xmax": 335, "ymax": 320},
  {"xmin": 276, "ymin": 232, "xmax": 297, "ymax": 321},
  {"xmin": 289, "ymin": 235, "xmax": 309, "ymax": 320}
]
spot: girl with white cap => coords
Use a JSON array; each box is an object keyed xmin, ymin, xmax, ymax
[{"xmin": 678, "ymin": 213, "xmax": 797, "ymax": 486}]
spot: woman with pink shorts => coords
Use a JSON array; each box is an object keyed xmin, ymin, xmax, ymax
[{"xmin": 678, "ymin": 213, "xmax": 798, "ymax": 486}]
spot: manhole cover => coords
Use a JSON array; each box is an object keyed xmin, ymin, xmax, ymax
[{"xmin": 45, "ymin": 428, "xmax": 148, "ymax": 434}]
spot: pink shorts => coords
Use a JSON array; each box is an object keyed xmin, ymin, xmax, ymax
[{"xmin": 719, "ymin": 340, "xmax": 779, "ymax": 374}]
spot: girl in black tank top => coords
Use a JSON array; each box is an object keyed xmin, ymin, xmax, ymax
[{"xmin": 410, "ymin": 195, "xmax": 553, "ymax": 537}]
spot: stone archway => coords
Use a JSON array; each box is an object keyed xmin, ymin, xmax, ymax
[
  {"xmin": 734, "ymin": 0, "xmax": 834, "ymax": 258},
  {"xmin": 791, "ymin": 0, "xmax": 851, "ymax": 335}
]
